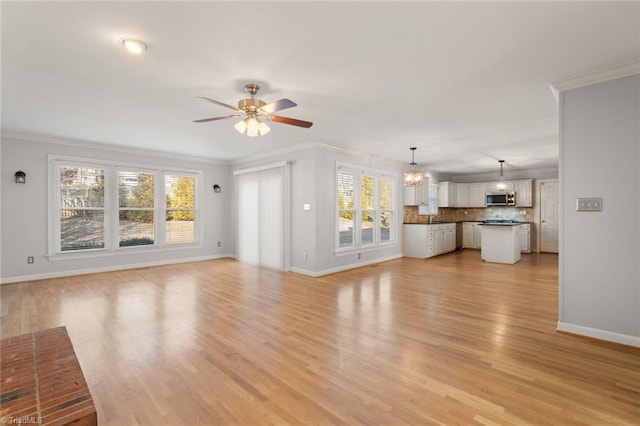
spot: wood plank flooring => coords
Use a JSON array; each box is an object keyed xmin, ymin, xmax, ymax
[{"xmin": 1, "ymin": 250, "xmax": 639, "ymax": 425}]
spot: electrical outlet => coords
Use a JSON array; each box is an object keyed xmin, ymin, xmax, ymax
[
  {"xmin": 27, "ymin": 256, "xmax": 34, "ymax": 264},
  {"xmin": 357, "ymin": 253, "xmax": 361, "ymax": 260},
  {"xmin": 303, "ymin": 252, "xmax": 308, "ymax": 259},
  {"xmin": 576, "ymin": 197, "xmax": 603, "ymax": 212},
  {"xmin": 217, "ymin": 241, "xmax": 222, "ymax": 247}
]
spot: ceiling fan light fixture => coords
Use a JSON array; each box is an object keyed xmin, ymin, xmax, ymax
[
  {"xmin": 234, "ymin": 119, "xmax": 248, "ymax": 134},
  {"xmin": 258, "ymin": 121, "xmax": 271, "ymax": 136},
  {"xmin": 246, "ymin": 116, "xmax": 260, "ymax": 137},
  {"xmin": 120, "ymin": 38, "xmax": 146, "ymax": 55},
  {"xmin": 193, "ymin": 83, "xmax": 313, "ymax": 136}
]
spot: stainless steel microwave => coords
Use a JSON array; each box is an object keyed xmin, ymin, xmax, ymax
[{"xmin": 486, "ymin": 192, "xmax": 516, "ymax": 206}]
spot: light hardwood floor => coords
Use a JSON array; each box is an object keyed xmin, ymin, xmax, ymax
[{"xmin": 1, "ymin": 251, "xmax": 639, "ymax": 425}]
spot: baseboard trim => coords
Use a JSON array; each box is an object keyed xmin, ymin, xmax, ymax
[
  {"xmin": 290, "ymin": 254, "xmax": 403, "ymax": 278},
  {"xmin": 0, "ymin": 254, "xmax": 235, "ymax": 285},
  {"xmin": 557, "ymin": 322, "xmax": 640, "ymax": 348}
]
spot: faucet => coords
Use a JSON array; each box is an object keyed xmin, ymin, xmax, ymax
[{"xmin": 429, "ymin": 214, "xmax": 439, "ymax": 224}]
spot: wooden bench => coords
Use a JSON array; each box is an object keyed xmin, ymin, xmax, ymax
[{"xmin": 0, "ymin": 326, "xmax": 97, "ymax": 426}]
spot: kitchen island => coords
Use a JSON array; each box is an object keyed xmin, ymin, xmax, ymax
[{"xmin": 479, "ymin": 222, "xmax": 521, "ymax": 264}]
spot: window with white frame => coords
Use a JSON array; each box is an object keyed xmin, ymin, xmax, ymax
[
  {"xmin": 51, "ymin": 157, "xmax": 200, "ymax": 255},
  {"xmin": 165, "ymin": 174, "xmax": 196, "ymax": 244},
  {"xmin": 336, "ymin": 164, "xmax": 397, "ymax": 250},
  {"xmin": 427, "ymin": 183, "xmax": 439, "ymax": 215},
  {"xmin": 59, "ymin": 165, "xmax": 106, "ymax": 251}
]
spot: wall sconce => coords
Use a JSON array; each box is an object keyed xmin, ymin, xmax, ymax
[
  {"xmin": 15, "ymin": 171, "xmax": 26, "ymax": 184},
  {"xmin": 213, "ymin": 184, "xmax": 221, "ymax": 193}
]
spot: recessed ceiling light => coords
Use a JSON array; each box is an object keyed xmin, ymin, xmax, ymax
[{"xmin": 120, "ymin": 38, "xmax": 146, "ymax": 55}]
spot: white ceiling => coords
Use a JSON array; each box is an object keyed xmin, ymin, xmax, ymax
[{"xmin": 2, "ymin": 2, "xmax": 639, "ymax": 174}]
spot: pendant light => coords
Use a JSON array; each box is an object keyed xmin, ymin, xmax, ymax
[
  {"xmin": 496, "ymin": 160, "xmax": 507, "ymax": 191},
  {"xmin": 404, "ymin": 147, "xmax": 423, "ymax": 186}
]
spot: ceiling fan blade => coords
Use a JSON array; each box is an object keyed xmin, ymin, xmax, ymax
[
  {"xmin": 196, "ymin": 96, "xmax": 241, "ymax": 111},
  {"xmin": 258, "ymin": 98, "xmax": 297, "ymax": 114},
  {"xmin": 193, "ymin": 114, "xmax": 241, "ymax": 123},
  {"xmin": 267, "ymin": 115, "xmax": 313, "ymax": 128}
]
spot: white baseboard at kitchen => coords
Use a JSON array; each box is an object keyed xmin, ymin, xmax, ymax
[
  {"xmin": 291, "ymin": 254, "xmax": 403, "ymax": 278},
  {"xmin": 557, "ymin": 322, "xmax": 640, "ymax": 348}
]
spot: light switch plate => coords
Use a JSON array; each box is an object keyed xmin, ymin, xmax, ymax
[{"xmin": 576, "ymin": 197, "xmax": 603, "ymax": 212}]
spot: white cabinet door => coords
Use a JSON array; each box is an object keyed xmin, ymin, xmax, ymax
[
  {"xmin": 403, "ymin": 182, "xmax": 430, "ymax": 206},
  {"xmin": 475, "ymin": 225, "xmax": 482, "ymax": 248},
  {"xmin": 469, "ymin": 183, "xmax": 486, "ymax": 207},
  {"xmin": 463, "ymin": 222, "xmax": 482, "ymax": 249},
  {"xmin": 434, "ymin": 229, "xmax": 445, "ymax": 254},
  {"xmin": 462, "ymin": 223, "xmax": 475, "ymax": 248},
  {"xmin": 519, "ymin": 224, "xmax": 531, "ymax": 253},
  {"xmin": 456, "ymin": 183, "xmax": 470, "ymax": 207},
  {"xmin": 403, "ymin": 186, "xmax": 417, "ymax": 206},
  {"xmin": 444, "ymin": 229, "xmax": 455, "ymax": 252},
  {"xmin": 515, "ymin": 180, "xmax": 532, "ymax": 207},
  {"xmin": 438, "ymin": 182, "xmax": 456, "ymax": 207}
]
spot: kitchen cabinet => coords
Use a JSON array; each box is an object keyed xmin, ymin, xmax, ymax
[
  {"xmin": 469, "ymin": 183, "xmax": 486, "ymax": 207},
  {"xmin": 443, "ymin": 226, "xmax": 456, "ymax": 253},
  {"xmin": 519, "ymin": 223, "xmax": 531, "ymax": 253},
  {"xmin": 462, "ymin": 222, "xmax": 483, "ymax": 248},
  {"xmin": 403, "ymin": 182, "xmax": 429, "ymax": 206},
  {"xmin": 403, "ymin": 223, "xmax": 456, "ymax": 258},
  {"xmin": 438, "ymin": 182, "xmax": 456, "ymax": 207},
  {"xmin": 455, "ymin": 183, "xmax": 470, "ymax": 207},
  {"xmin": 480, "ymin": 224, "xmax": 521, "ymax": 264},
  {"xmin": 515, "ymin": 180, "xmax": 532, "ymax": 207},
  {"xmin": 487, "ymin": 180, "xmax": 515, "ymax": 193}
]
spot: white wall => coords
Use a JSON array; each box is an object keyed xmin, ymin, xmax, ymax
[
  {"xmin": 231, "ymin": 144, "xmax": 405, "ymax": 276},
  {"xmin": 558, "ymin": 74, "xmax": 640, "ymax": 347},
  {"xmin": 1, "ymin": 136, "xmax": 232, "ymax": 283}
]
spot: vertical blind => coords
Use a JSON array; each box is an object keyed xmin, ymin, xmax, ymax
[{"xmin": 236, "ymin": 164, "xmax": 287, "ymax": 271}]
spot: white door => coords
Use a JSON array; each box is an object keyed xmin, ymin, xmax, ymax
[
  {"xmin": 540, "ymin": 181, "xmax": 559, "ymax": 253},
  {"xmin": 235, "ymin": 163, "xmax": 289, "ymax": 271}
]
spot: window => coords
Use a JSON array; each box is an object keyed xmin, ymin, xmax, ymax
[
  {"xmin": 118, "ymin": 171, "xmax": 154, "ymax": 247},
  {"xmin": 165, "ymin": 174, "xmax": 195, "ymax": 244},
  {"xmin": 336, "ymin": 164, "xmax": 397, "ymax": 251},
  {"xmin": 51, "ymin": 157, "xmax": 200, "ymax": 256},
  {"xmin": 59, "ymin": 165, "xmax": 105, "ymax": 251},
  {"xmin": 427, "ymin": 183, "xmax": 438, "ymax": 215},
  {"xmin": 337, "ymin": 170, "xmax": 355, "ymax": 248}
]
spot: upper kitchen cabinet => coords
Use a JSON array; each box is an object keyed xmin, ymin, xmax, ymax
[
  {"xmin": 469, "ymin": 183, "xmax": 486, "ymax": 207},
  {"xmin": 452, "ymin": 182, "xmax": 486, "ymax": 208},
  {"xmin": 455, "ymin": 183, "xmax": 470, "ymax": 206},
  {"xmin": 403, "ymin": 182, "xmax": 429, "ymax": 206},
  {"xmin": 438, "ymin": 182, "xmax": 457, "ymax": 207},
  {"xmin": 515, "ymin": 179, "xmax": 533, "ymax": 207},
  {"xmin": 487, "ymin": 180, "xmax": 515, "ymax": 193}
]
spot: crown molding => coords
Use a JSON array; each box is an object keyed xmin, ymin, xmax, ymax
[
  {"xmin": 229, "ymin": 140, "xmax": 406, "ymax": 169},
  {"xmin": 550, "ymin": 62, "xmax": 640, "ymax": 97},
  {"xmin": 0, "ymin": 131, "xmax": 230, "ymax": 165}
]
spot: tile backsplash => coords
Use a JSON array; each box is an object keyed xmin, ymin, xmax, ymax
[{"xmin": 404, "ymin": 206, "xmax": 533, "ymax": 223}]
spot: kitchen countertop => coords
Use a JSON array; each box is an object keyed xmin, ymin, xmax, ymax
[
  {"xmin": 477, "ymin": 222, "xmax": 521, "ymax": 226},
  {"xmin": 403, "ymin": 222, "xmax": 460, "ymax": 224}
]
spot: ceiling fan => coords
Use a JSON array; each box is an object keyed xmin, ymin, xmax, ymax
[{"xmin": 193, "ymin": 83, "xmax": 313, "ymax": 137}]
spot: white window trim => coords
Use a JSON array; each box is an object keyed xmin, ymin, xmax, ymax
[
  {"xmin": 48, "ymin": 155, "xmax": 203, "ymax": 260},
  {"xmin": 335, "ymin": 161, "xmax": 399, "ymax": 254}
]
